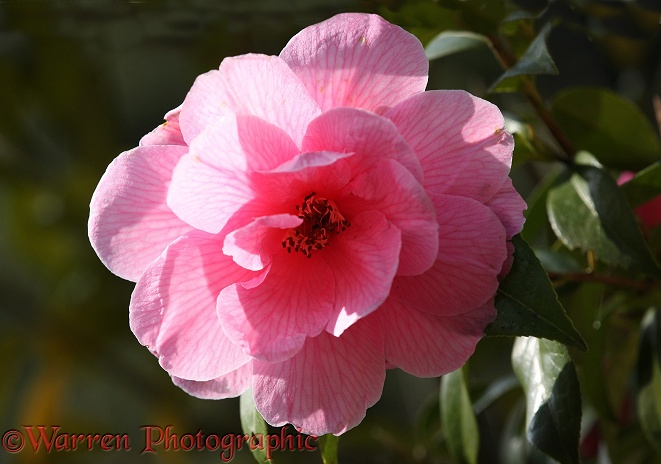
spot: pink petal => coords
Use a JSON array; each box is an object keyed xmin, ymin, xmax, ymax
[
  {"xmin": 379, "ymin": 298, "xmax": 496, "ymax": 377},
  {"xmin": 171, "ymin": 362, "xmax": 252, "ymax": 399},
  {"xmin": 129, "ymin": 231, "xmax": 255, "ymax": 381},
  {"xmin": 485, "ymin": 177, "xmax": 526, "ymax": 239},
  {"xmin": 280, "ymin": 13, "xmax": 428, "ymax": 114},
  {"xmin": 139, "ymin": 106, "xmax": 186, "ymax": 147},
  {"xmin": 500, "ymin": 241, "xmax": 516, "ymax": 279},
  {"xmin": 168, "ymin": 114, "xmax": 299, "ymax": 233},
  {"xmin": 390, "ymin": 193, "xmax": 507, "ymax": 316},
  {"xmin": 217, "ymin": 254, "xmax": 335, "ymax": 363},
  {"xmin": 253, "ymin": 151, "xmax": 353, "ymax": 205},
  {"xmin": 341, "ymin": 159, "xmax": 438, "ymax": 276},
  {"xmin": 323, "ymin": 210, "xmax": 402, "ymax": 336},
  {"xmin": 385, "ymin": 90, "xmax": 513, "ymax": 202},
  {"xmin": 302, "ymin": 107, "xmax": 424, "ymax": 184},
  {"xmin": 223, "ymin": 214, "xmax": 303, "ymax": 271},
  {"xmin": 88, "ymin": 145, "xmax": 194, "ymax": 282},
  {"xmin": 253, "ymin": 319, "xmax": 385, "ymax": 436},
  {"xmin": 178, "ymin": 55, "xmax": 321, "ymax": 146}
]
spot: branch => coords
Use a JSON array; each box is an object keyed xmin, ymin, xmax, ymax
[
  {"xmin": 547, "ymin": 271, "xmax": 660, "ymax": 292},
  {"xmin": 488, "ymin": 33, "xmax": 577, "ymax": 162}
]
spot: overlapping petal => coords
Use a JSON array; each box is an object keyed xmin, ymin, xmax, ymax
[
  {"xmin": 323, "ymin": 210, "xmax": 402, "ymax": 336},
  {"xmin": 485, "ymin": 177, "xmax": 527, "ymax": 238},
  {"xmin": 129, "ymin": 231, "xmax": 255, "ymax": 381},
  {"xmin": 341, "ymin": 159, "xmax": 438, "ymax": 276},
  {"xmin": 217, "ymin": 254, "xmax": 335, "ymax": 363},
  {"xmin": 139, "ymin": 106, "xmax": 186, "ymax": 147},
  {"xmin": 178, "ymin": 54, "xmax": 321, "ymax": 146},
  {"xmin": 380, "ymin": 299, "xmax": 496, "ymax": 377},
  {"xmin": 167, "ymin": 114, "xmax": 299, "ymax": 233},
  {"xmin": 390, "ymin": 193, "xmax": 507, "ymax": 316},
  {"xmin": 171, "ymin": 362, "xmax": 252, "ymax": 399},
  {"xmin": 302, "ymin": 107, "xmax": 424, "ymax": 183},
  {"xmin": 385, "ymin": 90, "xmax": 513, "ymax": 202},
  {"xmin": 253, "ymin": 151, "xmax": 353, "ymax": 205},
  {"xmin": 253, "ymin": 319, "xmax": 385, "ymax": 436},
  {"xmin": 280, "ymin": 13, "xmax": 428, "ymax": 114},
  {"xmin": 88, "ymin": 145, "xmax": 193, "ymax": 282},
  {"xmin": 223, "ymin": 214, "xmax": 303, "ymax": 271}
]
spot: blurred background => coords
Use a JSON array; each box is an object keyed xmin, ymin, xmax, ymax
[{"xmin": 0, "ymin": 0, "xmax": 659, "ymax": 463}]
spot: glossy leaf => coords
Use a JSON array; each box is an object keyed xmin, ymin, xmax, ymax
[
  {"xmin": 620, "ymin": 161, "xmax": 661, "ymax": 207},
  {"xmin": 486, "ymin": 235, "xmax": 587, "ymax": 351},
  {"xmin": 240, "ymin": 389, "xmax": 270, "ymax": 464},
  {"xmin": 547, "ymin": 165, "xmax": 661, "ymax": 277},
  {"xmin": 512, "ymin": 337, "xmax": 582, "ymax": 464},
  {"xmin": 551, "ymin": 88, "xmax": 661, "ymax": 170},
  {"xmin": 637, "ymin": 308, "xmax": 661, "ymax": 452},
  {"xmin": 425, "ymin": 30, "xmax": 491, "ymax": 60},
  {"xmin": 473, "ymin": 375, "xmax": 519, "ymax": 415},
  {"xmin": 521, "ymin": 168, "xmax": 561, "ymax": 244},
  {"xmin": 490, "ymin": 22, "xmax": 558, "ymax": 93},
  {"xmin": 440, "ymin": 367, "xmax": 479, "ymax": 464}
]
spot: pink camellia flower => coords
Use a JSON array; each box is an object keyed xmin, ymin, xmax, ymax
[{"xmin": 89, "ymin": 13, "xmax": 526, "ymax": 435}]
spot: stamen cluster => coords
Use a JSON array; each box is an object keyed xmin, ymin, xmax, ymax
[{"xmin": 281, "ymin": 192, "xmax": 350, "ymax": 257}]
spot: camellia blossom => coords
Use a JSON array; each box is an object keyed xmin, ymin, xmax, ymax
[{"xmin": 89, "ymin": 13, "xmax": 526, "ymax": 436}]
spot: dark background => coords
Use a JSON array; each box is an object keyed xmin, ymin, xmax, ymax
[{"xmin": 1, "ymin": 0, "xmax": 659, "ymax": 463}]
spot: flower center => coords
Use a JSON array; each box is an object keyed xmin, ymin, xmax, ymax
[{"xmin": 281, "ymin": 192, "xmax": 350, "ymax": 258}]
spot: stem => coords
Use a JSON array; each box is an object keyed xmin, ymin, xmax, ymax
[
  {"xmin": 320, "ymin": 434, "xmax": 340, "ymax": 464},
  {"xmin": 547, "ymin": 271, "xmax": 661, "ymax": 291},
  {"xmin": 488, "ymin": 33, "xmax": 577, "ymax": 161}
]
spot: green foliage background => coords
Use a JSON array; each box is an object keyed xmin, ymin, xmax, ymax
[{"xmin": 0, "ymin": 0, "xmax": 660, "ymax": 463}]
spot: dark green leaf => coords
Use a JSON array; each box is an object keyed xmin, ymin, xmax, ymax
[
  {"xmin": 521, "ymin": 168, "xmax": 562, "ymax": 244},
  {"xmin": 240, "ymin": 389, "xmax": 270, "ymax": 464},
  {"xmin": 490, "ymin": 22, "xmax": 558, "ymax": 93},
  {"xmin": 502, "ymin": 10, "xmax": 538, "ymax": 22},
  {"xmin": 637, "ymin": 308, "xmax": 661, "ymax": 452},
  {"xmin": 547, "ymin": 164, "xmax": 661, "ymax": 277},
  {"xmin": 439, "ymin": 0, "xmax": 507, "ymax": 35},
  {"xmin": 473, "ymin": 375, "xmax": 520, "ymax": 414},
  {"xmin": 486, "ymin": 235, "xmax": 587, "ymax": 351},
  {"xmin": 440, "ymin": 367, "xmax": 479, "ymax": 464},
  {"xmin": 320, "ymin": 434, "xmax": 340, "ymax": 464},
  {"xmin": 551, "ymin": 88, "xmax": 661, "ymax": 170},
  {"xmin": 620, "ymin": 161, "xmax": 661, "ymax": 208},
  {"xmin": 512, "ymin": 337, "xmax": 582, "ymax": 464},
  {"xmin": 425, "ymin": 30, "xmax": 491, "ymax": 60}
]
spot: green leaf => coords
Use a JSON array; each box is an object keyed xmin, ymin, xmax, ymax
[
  {"xmin": 490, "ymin": 22, "xmax": 558, "ymax": 93},
  {"xmin": 439, "ymin": 0, "xmax": 507, "ymax": 35},
  {"xmin": 425, "ymin": 30, "xmax": 491, "ymax": 60},
  {"xmin": 551, "ymin": 88, "xmax": 661, "ymax": 170},
  {"xmin": 240, "ymin": 389, "xmax": 270, "ymax": 464},
  {"xmin": 637, "ymin": 308, "xmax": 661, "ymax": 452},
  {"xmin": 486, "ymin": 235, "xmax": 587, "ymax": 351},
  {"xmin": 620, "ymin": 161, "xmax": 661, "ymax": 208},
  {"xmin": 547, "ymin": 164, "xmax": 661, "ymax": 277},
  {"xmin": 521, "ymin": 167, "xmax": 562, "ymax": 244},
  {"xmin": 473, "ymin": 375, "xmax": 520, "ymax": 415},
  {"xmin": 319, "ymin": 434, "xmax": 340, "ymax": 464},
  {"xmin": 440, "ymin": 367, "xmax": 479, "ymax": 464},
  {"xmin": 512, "ymin": 337, "xmax": 582, "ymax": 464}
]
